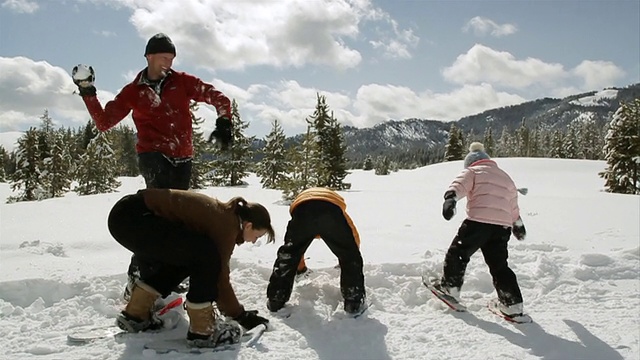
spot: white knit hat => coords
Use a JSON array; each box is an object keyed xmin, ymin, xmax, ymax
[{"xmin": 463, "ymin": 142, "xmax": 490, "ymax": 168}]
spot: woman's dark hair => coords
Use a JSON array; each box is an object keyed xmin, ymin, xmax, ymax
[{"xmin": 233, "ymin": 197, "xmax": 275, "ymax": 243}]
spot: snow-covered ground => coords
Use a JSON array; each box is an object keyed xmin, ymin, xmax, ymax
[{"xmin": 0, "ymin": 158, "xmax": 638, "ymax": 360}]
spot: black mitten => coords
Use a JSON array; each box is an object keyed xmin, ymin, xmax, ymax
[
  {"xmin": 234, "ymin": 309, "xmax": 269, "ymax": 330},
  {"xmin": 512, "ymin": 217, "xmax": 526, "ymax": 241},
  {"xmin": 208, "ymin": 116, "xmax": 232, "ymax": 150},
  {"xmin": 442, "ymin": 190, "xmax": 457, "ymax": 221}
]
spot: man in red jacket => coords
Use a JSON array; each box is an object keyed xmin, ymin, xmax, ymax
[{"xmin": 72, "ymin": 33, "xmax": 233, "ymax": 299}]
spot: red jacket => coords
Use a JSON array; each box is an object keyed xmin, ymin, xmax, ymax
[{"xmin": 82, "ymin": 69, "xmax": 231, "ymax": 158}]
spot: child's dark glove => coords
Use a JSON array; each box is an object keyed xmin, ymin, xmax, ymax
[
  {"xmin": 442, "ymin": 190, "xmax": 457, "ymax": 221},
  {"xmin": 234, "ymin": 309, "xmax": 269, "ymax": 330},
  {"xmin": 512, "ymin": 217, "xmax": 526, "ymax": 241}
]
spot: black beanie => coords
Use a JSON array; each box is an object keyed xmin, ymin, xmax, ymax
[{"xmin": 144, "ymin": 33, "xmax": 176, "ymax": 56}]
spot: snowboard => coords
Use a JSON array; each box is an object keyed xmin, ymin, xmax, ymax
[
  {"xmin": 143, "ymin": 323, "xmax": 267, "ymax": 354},
  {"xmin": 487, "ymin": 299, "xmax": 533, "ymax": 324},
  {"xmin": 67, "ymin": 297, "xmax": 184, "ymax": 344},
  {"xmin": 422, "ymin": 275, "xmax": 466, "ymax": 312}
]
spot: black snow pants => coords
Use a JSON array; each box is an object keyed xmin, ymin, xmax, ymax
[
  {"xmin": 128, "ymin": 152, "xmax": 192, "ymax": 283},
  {"xmin": 109, "ymin": 193, "xmax": 220, "ymax": 303},
  {"xmin": 442, "ymin": 219, "xmax": 523, "ymax": 306},
  {"xmin": 267, "ymin": 200, "xmax": 365, "ymax": 304}
]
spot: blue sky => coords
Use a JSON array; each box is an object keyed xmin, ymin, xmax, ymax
[{"xmin": 1, "ymin": 0, "xmax": 638, "ymax": 138}]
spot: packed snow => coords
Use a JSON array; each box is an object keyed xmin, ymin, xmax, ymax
[
  {"xmin": 0, "ymin": 158, "xmax": 638, "ymax": 360},
  {"xmin": 569, "ymin": 89, "xmax": 619, "ymax": 107}
]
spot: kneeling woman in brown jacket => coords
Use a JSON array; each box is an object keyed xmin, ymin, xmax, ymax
[{"xmin": 107, "ymin": 188, "xmax": 275, "ymax": 348}]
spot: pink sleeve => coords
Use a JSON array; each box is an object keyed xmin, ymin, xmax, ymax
[
  {"xmin": 448, "ymin": 169, "xmax": 474, "ymax": 200},
  {"xmin": 511, "ymin": 194, "xmax": 521, "ymax": 223}
]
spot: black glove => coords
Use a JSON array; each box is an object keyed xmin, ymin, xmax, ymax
[
  {"xmin": 442, "ymin": 190, "xmax": 457, "ymax": 221},
  {"xmin": 208, "ymin": 116, "xmax": 232, "ymax": 150},
  {"xmin": 512, "ymin": 217, "xmax": 526, "ymax": 241},
  {"xmin": 71, "ymin": 64, "xmax": 97, "ymax": 97},
  {"xmin": 234, "ymin": 309, "xmax": 269, "ymax": 330}
]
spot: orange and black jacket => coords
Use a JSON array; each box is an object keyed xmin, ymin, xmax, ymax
[{"xmin": 290, "ymin": 187, "xmax": 361, "ymax": 270}]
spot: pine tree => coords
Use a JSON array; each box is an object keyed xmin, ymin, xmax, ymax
[
  {"xmin": 74, "ymin": 126, "xmax": 121, "ymax": 195},
  {"xmin": 600, "ymin": 99, "xmax": 640, "ymax": 194},
  {"xmin": 80, "ymin": 120, "xmax": 98, "ymax": 151},
  {"xmin": 210, "ymin": 100, "xmax": 254, "ymax": 186},
  {"xmin": 189, "ymin": 102, "xmax": 215, "ymax": 189},
  {"xmin": 324, "ymin": 114, "xmax": 349, "ymax": 189},
  {"xmin": 549, "ymin": 130, "xmax": 565, "ymax": 158},
  {"xmin": 9, "ymin": 128, "xmax": 44, "ymax": 202},
  {"xmin": 563, "ymin": 123, "xmax": 579, "ymax": 159},
  {"xmin": 374, "ymin": 155, "xmax": 391, "ymax": 175},
  {"xmin": 483, "ymin": 127, "xmax": 495, "ymax": 156},
  {"xmin": 579, "ymin": 118, "xmax": 602, "ymax": 160},
  {"xmin": 280, "ymin": 126, "xmax": 320, "ymax": 201},
  {"xmin": 306, "ymin": 94, "xmax": 333, "ymax": 186},
  {"xmin": 37, "ymin": 110, "xmax": 55, "ymax": 162},
  {"xmin": 113, "ymin": 125, "xmax": 138, "ymax": 177},
  {"xmin": 497, "ymin": 126, "xmax": 514, "ymax": 157},
  {"xmin": 444, "ymin": 124, "xmax": 464, "ymax": 161},
  {"xmin": 0, "ymin": 146, "xmax": 6, "ymax": 182},
  {"xmin": 529, "ymin": 126, "xmax": 542, "ymax": 157},
  {"xmin": 515, "ymin": 119, "xmax": 530, "ymax": 157},
  {"xmin": 363, "ymin": 155, "xmax": 374, "ymax": 170},
  {"xmin": 256, "ymin": 119, "xmax": 288, "ymax": 189},
  {"xmin": 41, "ymin": 131, "xmax": 72, "ymax": 197}
]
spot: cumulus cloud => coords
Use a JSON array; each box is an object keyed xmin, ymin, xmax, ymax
[
  {"xmin": 353, "ymin": 82, "xmax": 525, "ymax": 126},
  {"xmin": 369, "ymin": 18, "xmax": 419, "ymax": 59},
  {"xmin": 463, "ymin": 16, "xmax": 517, "ymax": 37},
  {"xmin": 573, "ymin": 60, "xmax": 625, "ymax": 90},
  {"xmin": 91, "ymin": 0, "xmax": 416, "ymax": 70},
  {"xmin": 1, "ymin": 0, "xmax": 39, "ymax": 14},
  {"xmin": 442, "ymin": 45, "xmax": 626, "ymax": 94},
  {"xmin": 0, "ymin": 57, "xmax": 129, "ymax": 132},
  {"xmin": 0, "ymin": 57, "xmax": 90, "ymax": 131},
  {"xmin": 442, "ymin": 44, "xmax": 566, "ymax": 88}
]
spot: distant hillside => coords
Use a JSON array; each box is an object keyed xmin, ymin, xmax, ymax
[{"xmin": 336, "ymin": 83, "xmax": 640, "ymax": 162}]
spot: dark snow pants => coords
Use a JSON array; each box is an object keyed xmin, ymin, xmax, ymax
[
  {"xmin": 442, "ymin": 219, "xmax": 523, "ymax": 306},
  {"xmin": 138, "ymin": 152, "xmax": 192, "ymax": 190},
  {"xmin": 109, "ymin": 193, "xmax": 221, "ymax": 303},
  {"xmin": 267, "ymin": 200, "xmax": 365, "ymax": 304},
  {"xmin": 128, "ymin": 152, "xmax": 192, "ymax": 283}
]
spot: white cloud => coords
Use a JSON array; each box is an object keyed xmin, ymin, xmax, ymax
[
  {"xmin": 369, "ymin": 18, "xmax": 419, "ymax": 59},
  {"xmin": 353, "ymin": 82, "xmax": 525, "ymax": 126},
  {"xmin": 463, "ymin": 16, "xmax": 517, "ymax": 37},
  {"xmin": 1, "ymin": 0, "xmax": 39, "ymax": 14},
  {"xmin": 572, "ymin": 60, "xmax": 626, "ymax": 90},
  {"xmin": 0, "ymin": 57, "xmax": 89, "ymax": 131},
  {"xmin": 442, "ymin": 44, "xmax": 567, "ymax": 88},
  {"xmin": 90, "ymin": 0, "xmax": 416, "ymax": 71}
]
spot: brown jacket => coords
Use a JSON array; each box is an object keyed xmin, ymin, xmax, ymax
[{"xmin": 140, "ymin": 188, "xmax": 244, "ymax": 317}]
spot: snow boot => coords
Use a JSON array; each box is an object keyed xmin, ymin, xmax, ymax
[
  {"xmin": 497, "ymin": 301, "xmax": 524, "ymax": 318},
  {"xmin": 431, "ymin": 278, "xmax": 461, "ymax": 302},
  {"xmin": 186, "ymin": 301, "xmax": 243, "ymax": 348},
  {"xmin": 116, "ymin": 282, "xmax": 163, "ymax": 333},
  {"xmin": 344, "ymin": 298, "xmax": 366, "ymax": 315}
]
